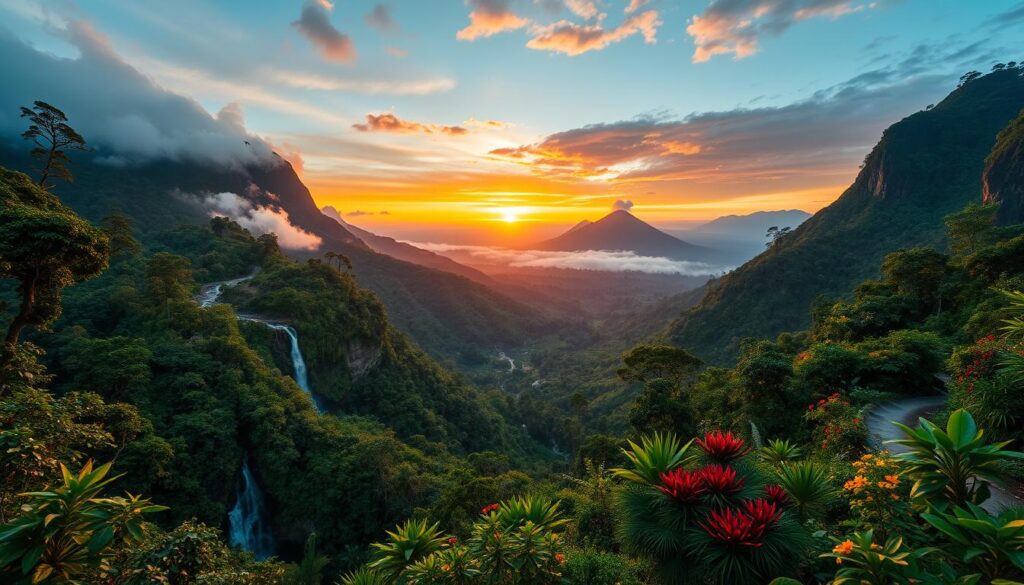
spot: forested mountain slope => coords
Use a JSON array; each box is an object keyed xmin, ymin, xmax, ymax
[
  {"xmin": 0, "ymin": 148, "xmax": 555, "ymax": 362},
  {"xmin": 983, "ymin": 107, "xmax": 1024, "ymax": 225},
  {"xmin": 667, "ymin": 67, "xmax": 1024, "ymax": 364}
]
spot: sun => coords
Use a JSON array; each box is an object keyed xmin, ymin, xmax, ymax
[{"xmin": 495, "ymin": 206, "xmax": 530, "ymax": 223}]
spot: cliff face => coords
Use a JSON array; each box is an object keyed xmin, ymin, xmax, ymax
[
  {"xmin": 982, "ymin": 109, "xmax": 1024, "ymax": 225},
  {"xmin": 666, "ymin": 67, "xmax": 1024, "ymax": 364}
]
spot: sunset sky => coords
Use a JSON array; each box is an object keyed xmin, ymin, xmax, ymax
[{"xmin": 1, "ymin": 0, "xmax": 1022, "ymax": 244}]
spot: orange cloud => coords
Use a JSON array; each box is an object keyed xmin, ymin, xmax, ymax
[
  {"xmin": 564, "ymin": 0, "xmax": 601, "ymax": 20},
  {"xmin": 686, "ymin": 0, "xmax": 878, "ymax": 63},
  {"xmin": 464, "ymin": 118, "xmax": 512, "ymax": 130},
  {"xmin": 456, "ymin": 0, "xmax": 529, "ymax": 40},
  {"xmin": 624, "ymin": 0, "xmax": 649, "ymax": 14},
  {"xmin": 353, "ymin": 113, "xmax": 468, "ymax": 136},
  {"xmin": 526, "ymin": 10, "xmax": 661, "ymax": 56}
]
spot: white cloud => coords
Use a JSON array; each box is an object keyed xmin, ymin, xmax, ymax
[
  {"xmin": 408, "ymin": 242, "xmax": 731, "ymax": 275},
  {"xmin": 197, "ymin": 191, "xmax": 323, "ymax": 250}
]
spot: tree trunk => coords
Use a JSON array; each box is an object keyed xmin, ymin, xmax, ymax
[{"xmin": 0, "ymin": 276, "xmax": 37, "ymax": 369}]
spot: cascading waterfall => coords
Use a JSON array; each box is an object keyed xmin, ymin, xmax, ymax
[
  {"xmin": 227, "ymin": 458, "xmax": 275, "ymax": 560},
  {"xmin": 263, "ymin": 322, "xmax": 322, "ymax": 412},
  {"xmin": 196, "ymin": 272, "xmax": 324, "ymax": 558}
]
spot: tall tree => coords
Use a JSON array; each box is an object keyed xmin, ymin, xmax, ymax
[
  {"xmin": 20, "ymin": 101, "xmax": 89, "ymax": 188},
  {"xmin": 0, "ymin": 168, "xmax": 108, "ymax": 368}
]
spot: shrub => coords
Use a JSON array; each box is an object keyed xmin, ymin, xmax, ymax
[
  {"xmin": 613, "ymin": 431, "xmax": 809, "ymax": 584},
  {"xmin": 806, "ymin": 393, "xmax": 868, "ymax": 458}
]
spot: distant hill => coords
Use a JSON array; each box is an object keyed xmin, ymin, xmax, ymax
[
  {"xmin": 321, "ymin": 206, "xmax": 495, "ymax": 286},
  {"xmin": 677, "ymin": 210, "xmax": 812, "ymax": 265},
  {"xmin": 983, "ymin": 108, "xmax": 1024, "ymax": 225},
  {"xmin": 688, "ymin": 210, "xmax": 811, "ymax": 242},
  {"xmin": 666, "ymin": 67, "xmax": 1024, "ymax": 364},
  {"xmin": 535, "ymin": 209, "xmax": 713, "ymax": 262}
]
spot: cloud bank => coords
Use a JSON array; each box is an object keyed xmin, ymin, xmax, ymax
[
  {"xmin": 410, "ymin": 242, "xmax": 731, "ymax": 275},
  {"xmin": 686, "ymin": 0, "xmax": 885, "ymax": 63},
  {"xmin": 0, "ymin": 22, "xmax": 277, "ymax": 170},
  {"xmin": 197, "ymin": 191, "xmax": 323, "ymax": 250},
  {"xmin": 292, "ymin": 0, "xmax": 357, "ymax": 64},
  {"xmin": 353, "ymin": 113, "xmax": 468, "ymax": 136},
  {"xmin": 527, "ymin": 10, "xmax": 661, "ymax": 56},
  {"xmin": 489, "ymin": 42, "xmax": 983, "ymax": 188}
]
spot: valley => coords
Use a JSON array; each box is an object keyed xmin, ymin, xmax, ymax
[{"xmin": 2, "ymin": 4, "xmax": 1024, "ymax": 584}]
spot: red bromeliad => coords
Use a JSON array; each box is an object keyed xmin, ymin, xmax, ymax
[
  {"xmin": 696, "ymin": 430, "xmax": 750, "ymax": 461},
  {"xmin": 698, "ymin": 464, "xmax": 744, "ymax": 495},
  {"xmin": 699, "ymin": 500, "xmax": 780, "ymax": 547},
  {"xmin": 743, "ymin": 498, "xmax": 782, "ymax": 528},
  {"xmin": 763, "ymin": 484, "xmax": 790, "ymax": 508},
  {"xmin": 480, "ymin": 503, "xmax": 500, "ymax": 515},
  {"xmin": 659, "ymin": 468, "xmax": 707, "ymax": 503}
]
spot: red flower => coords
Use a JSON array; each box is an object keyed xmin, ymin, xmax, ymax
[
  {"xmin": 659, "ymin": 468, "xmax": 707, "ymax": 503},
  {"xmin": 763, "ymin": 484, "xmax": 790, "ymax": 508},
  {"xmin": 699, "ymin": 507, "xmax": 765, "ymax": 547},
  {"xmin": 743, "ymin": 498, "xmax": 782, "ymax": 528},
  {"xmin": 698, "ymin": 464, "xmax": 744, "ymax": 495},
  {"xmin": 447, "ymin": 536, "xmax": 458, "ymax": 545},
  {"xmin": 696, "ymin": 431, "xmax": 750, "ymax": 462},
  {"xmin": 481, "ymin": 503, "xmax": 500, "ymax": 515}
]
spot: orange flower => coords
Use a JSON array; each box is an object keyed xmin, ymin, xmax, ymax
[
  {"xmin": 833, "ymin": 540, "xmax": 855, "ymax": 555},
  {"xmin": 554, "ymin": 553, "xmax": 566, "ymax": 564},
  {"xmin": 441, "ymin": 564, "xmax": 451, "ymax": 572}
]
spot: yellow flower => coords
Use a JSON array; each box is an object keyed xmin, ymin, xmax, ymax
[
  {"xmin": 833, "ymin": 540, "xmax": 855, "ymax": 555},
  {"xmin": 861, "ymin": 454, "xmax": 874, "ymax": 461},
  {"xmin": 870, "ymin": 543, "xmax": 882, "ymax": 551},
  {"xmin": 836, "ymin": 557, "xmax": 843, "ymax": 565}
]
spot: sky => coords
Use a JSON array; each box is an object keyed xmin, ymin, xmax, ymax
[{"xmin": 0, "ymin": 0, "xmax": 1022, "ymax": 245}]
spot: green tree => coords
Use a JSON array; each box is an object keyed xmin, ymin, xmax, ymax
[
  {"xmin": 628, "ymin": 379, "xmax": 693, "ymax": 437},
  {"xmin": 617, "ymin": 344, "xmax": 702, "ymax": 388},
  {"xmin": 944, "ymin": 203, "xmax": 998, "ymax": 257},
  {"xmin": 19, "ymin": 101, "xmax": 89, "ymax": 188},
  {"xmin": 101, "ymin": 214, "xmax": 142, "ymax": 258},
  {"xmin": 0, "ymin": 168, "xmax": 109, "ymax": 368}
]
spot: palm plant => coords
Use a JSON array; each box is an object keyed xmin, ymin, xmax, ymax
[
  {"xmin": 890, "ymin": 409, "xmax": 1024, "ymax": 507},
  {"xmin": 467, "ymin": 496, "xmax": 566, "ymax": 585},
  {"xmin": 774, "ymin": 461, "xmax": 835, "ymax": 521},
  {"xmin": 340, "ymin": 567, "xmax": 391, "ymax": 585},
  {"xmin": 921, "ymin": 503, "xmax": 1024, "ymax": 581},
  {"xmin": 368, "ymin": 519, "xmax": 447, "ymax": 581},
  {"xmin": 758, "ymin": 439, "xmax": 802, "ymax": 465},
  {"xmin": 612, "ymin": 432, "xmax": 696, "ymax": 485},
  {"xmin": 492, "ymin": 496, "xmax": 567, "ymax": 531},
  {"xmin": 0, "ymin": 460, "xmax": 165, "ymax": 584}
]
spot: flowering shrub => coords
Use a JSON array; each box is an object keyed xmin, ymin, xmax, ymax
[
  {"xmin": 696, "ymin": 430, "xmax": 750, "ymax": 462},
  {"xmin": 841, "ymin": 452, "xmax": 914, "ymax": 536},
  {"xmin": 613, "ymin": 431, "xmax": 808, "ymax": 584},
  {"xmin": 805, "ymin": 393, "xmax": 868, "ymax": 457},
  {"xmin": 947, "ymin": 336, "xmax": 1023, "ymax": 438},
  {"xmin": 658, "ymin": 468, "xmax": 706, "ymax": 503}
]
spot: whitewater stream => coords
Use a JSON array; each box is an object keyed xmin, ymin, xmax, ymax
[{"xmin": 197, "ymin": 273, "xmax": 323, "ymax": 559}]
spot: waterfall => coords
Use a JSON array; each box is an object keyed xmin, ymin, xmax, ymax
[
  {"xmin": 263, "ymin": 322, "xmax": 322, "ymax": 412},
  {"xmin": 197, "ymin": 272, "xmax": 324, "ymax": 559},
  {"xmin": 228, "ymin": 458, "xmax": 275, "ymax": 560}
]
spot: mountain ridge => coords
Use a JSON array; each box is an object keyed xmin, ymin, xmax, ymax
[{"xmin": 666, "ymin": 67, "xmax": 1024, "ymax": 364}]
